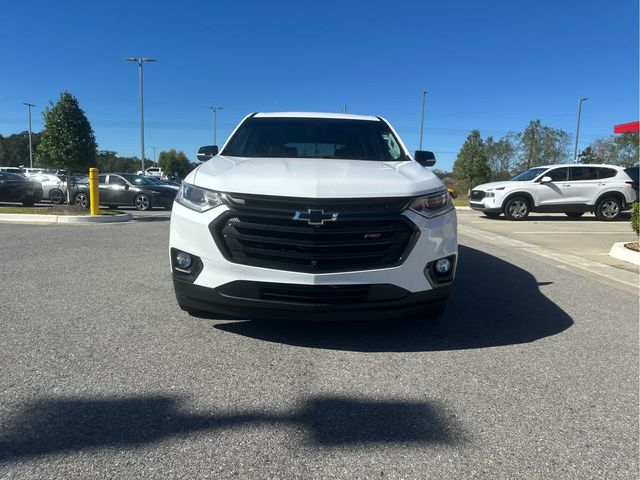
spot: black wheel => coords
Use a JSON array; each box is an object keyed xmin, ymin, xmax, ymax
[
  {"xmin": 564, "ymin": 212, "xmax": 585, "ymax": 218},
  {"xmin": 504, "ymin": 197, "xmax": 530, "ymax": 220},
  {"xmin": 134, "ymin": 194, "xmax": 151, "ymax": 211},
  {"xmin": 49, "ymin": 189, "xmax": 64, "ymax": 204},
  {"xmin": 595, "ymin": 197, "xmax": 622, "ymax": 221},
  {"xmin": 74, "ymin": 192, "xmax": 89, "ymax": 209},
  {"xmin": 483, "ymin": 212, "xmax": 501, "ymax": 218}
]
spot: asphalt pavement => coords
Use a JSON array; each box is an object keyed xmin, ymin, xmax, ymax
[{"xmin": 0, "ymin": 215, "xmax": 637, "ymax": 479}]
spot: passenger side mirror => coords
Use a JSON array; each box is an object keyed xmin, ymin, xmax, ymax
[
  {"xmin": 197, "ymin": 145, "xmax": 219, "ymax": 162},
  {"xmin": 124, "ymin": 184, "xmax": 130, "ymax": 190},
  {"xmin": 540, "ymin": 176, "xmax": 552, "ymax": 183},
  {"xmin": 414, "ymin": 150, "xmax": 436, "ymax": 167}
]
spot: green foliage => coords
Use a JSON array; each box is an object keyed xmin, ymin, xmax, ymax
[
  {"xmin": 632, "ymin": 202, "xmax": 639, "ymax": 237},
  {"xmin": 37, "ymin": 92, "xmax": 97, "ymax": 173},
  {"xmin": 94, "ymin": 150, "xmax": 141, "ymax": 173},
  {"xmin": 0, "ymin": 131, "xmax": 42, "ymax": 166},
  {"xmin": 485, "ymin": 134, "xmax": 518, "ymax": 179},
  {"xmin": 515, "ymin": 120, "xmax": 571, "ymax": 172},
  {"xmin": 158, "ymin": 149, "xmax": 194, "ymax": 178},
  {"xmin": 452, "ymin": 130, "xmax": 491, "ymax": 189},
  {"xmin": 581, "ymin": 133, "xmax": 639, "ymax": 167}
]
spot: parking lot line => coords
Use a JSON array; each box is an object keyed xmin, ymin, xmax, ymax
[
  {"xmin": 512, "ymin": 231, "xmax": 629, "ymax": 234},
  {"xmin": 459, "ymin": 224, "xmax": 639, "ymax": 295}
]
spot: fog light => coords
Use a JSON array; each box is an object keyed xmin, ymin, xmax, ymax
[
  {"xmin": 435, "ymin": 258, "xmax": 451, "ymax": 274},
  {"xmin": 175, "ymin": 252, "xmax": 192, "ymax": 269}
]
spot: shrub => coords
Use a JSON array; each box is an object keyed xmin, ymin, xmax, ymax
[{"xmin": 632, "ymin": 202, "xmax": 639, "ymax": 236}]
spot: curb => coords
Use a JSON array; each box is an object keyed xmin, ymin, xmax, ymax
[
  {"xmin": 609, "ymin": 242, "xmax": 640, "ymax": 266},
  {"xmin": 0, "ymin": 213, "xmax": 133, "ymax": 224}
]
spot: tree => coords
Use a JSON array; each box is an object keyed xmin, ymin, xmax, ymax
[
  {"xmin": 0, "ymin": 131, "xmax": 42, "ymax": 166},
  {"xmin": 157, "ymin": 149, "xmax": 193, "ymax": 178},
  {"xmin": 94, "ymin": 150, "xmax": 141, "ymax": 173},
  {"xmin": 582, "ymin": 133, "xmax": 639, "ymax": 167},
  {"xmin": 37, "ymin": 92, "xmax": 97, "ymax": 202},
  {"xmin": 485, "ymin": 134, "xmax": 517, "ymax": 179},
  {"xmin": 515, "ymin": 120, "xmax": 570, "ymax": 172},
  {"xmin": 452, "ymin": 130, "xmax": 490, "ymax": 190}
]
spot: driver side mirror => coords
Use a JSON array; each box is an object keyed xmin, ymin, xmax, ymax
[
  {"xmin": 124, "ymin": 184, "xmax": 130, "ymax": 190},
  {"xmin": 540, "ymin": 176, "xmax": 552, "ymax": 183},
  {"xmin": 197, "ymin": 145, "xmax": 219, "ymax": 162},
  {"xmin": 414, "ymin": 150, "xmax": 436, "ymax": 167}
]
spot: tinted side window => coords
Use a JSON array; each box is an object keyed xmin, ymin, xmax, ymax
[
  {"xmin": 109, "ymin": 176, "xmax": 127, "ymax": 186},
  {"xmin": 98, "ymin": 175, "xmax": 107, "ymax": 184},
  {"xmin": 624, "ymin": 167, "xmax": 639, "ymax": 183},
  {"xmin": 546, "ymin": 168, "xmax": 568, "ymax": 182},
  {"xmin": 598, "ymin": 168, "xmax": 617, "ymax": 179},
  {"xmin": 570, "ymin": 167, "xmax": 599, "ymax": 181}
]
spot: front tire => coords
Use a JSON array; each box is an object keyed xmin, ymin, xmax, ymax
[
  {"xmin": 565, "ymin": 212, "xmax": 585, "ymax": 218},
  {"xmin": 49, "ymin": 189, "xmax": 64, "ymax": 204},
  {"xmin": 134, "ymin": 194, "xmax": 151, "ymax": 211},
  {"xmin": 504, "ymin": 197, "xmax": 530, "ymax": 220},
  {"xmin": 74, "ymin": 192, "xmax": 89, "ymax": 209},
  {"xmin": 595, "ymin": 197, "xmax": 622, "ymax": 221}
]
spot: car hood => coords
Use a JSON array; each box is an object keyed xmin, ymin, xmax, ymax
[
  {"xmin": 191, "ymin": 156, "xmax": 443, "ymax": 198},
  {"xmin": 472, "ymin": 180, "xmax": 520, "ymax": 191}
]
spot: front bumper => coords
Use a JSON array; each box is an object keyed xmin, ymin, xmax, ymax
[
  {"xmin": 174, "ymin": 277, "xmax": 451, "ymax": 321},
  {"xmin": 469, "ymin": 202, "xmax": 502, "ymax": 213},
  {"xmin": 169, "ymin": 201, "xmax": 457, "ymax": 319}
]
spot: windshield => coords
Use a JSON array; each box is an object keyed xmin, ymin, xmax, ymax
[
  {"xmin": 511, "ymin": 167, "xmax": 548, "ymax": 181},
  {"xmin": 222, "ymin": 117, "xmax": 408, "ymax": 161},
  {"xmin": 120, "ymin": 174, "xmax": 158, "ymax": 186}
]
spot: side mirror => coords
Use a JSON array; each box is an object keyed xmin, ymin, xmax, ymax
[
  {"xmin": 414, "ymin": 150, "xmax": 436, "ymax": 167},
  {"xmin": 124, "ymin": 184, "xmax": 130, "ymax": 190},
  {"xmin": 540, "ymin": 176, "xmax": 552, "ymax": 183},
  {"xmin": 197, "ymin": 145, "xmax": 219, "ymax": 162}
]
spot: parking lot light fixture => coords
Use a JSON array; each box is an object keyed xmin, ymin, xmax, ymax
[
  {"xmin": 209, "ymin": 106, "xmax": 224, "ymax": 145},
  {"xmin": 23, "ymin": 103, "xmax": 35, "ymax": 168},
  {"xmin": 125, "ymin": 57, "xmax": 157, "ymax": 175},
  {"xmin": 573, "ymin": 97, "xmax": 588, "ymax": 162}
]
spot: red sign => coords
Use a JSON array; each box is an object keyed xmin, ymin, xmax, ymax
[{"xmin": 613, "ymin": 121, "xmax": 640, "ymax": 133}]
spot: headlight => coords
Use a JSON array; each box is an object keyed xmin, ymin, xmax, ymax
[
  {"xmin": 486, "ymin": 192, "xmax": 495, "ymax": 198},
  {"xmin": 409, "ymin": 190, "xmax": 454, "ymax": 218},
  {"xmin": 175, "ymin": 182, "xmax": 223, "ymax": 212}
]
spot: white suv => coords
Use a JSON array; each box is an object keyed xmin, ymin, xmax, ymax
[
  {"xmin": 169, "ymin": 112, "xmax": 458, "ymax": 320},
  {"xmin": 470, "ymin": 164, "xmax": 637, "ymax": 221}
]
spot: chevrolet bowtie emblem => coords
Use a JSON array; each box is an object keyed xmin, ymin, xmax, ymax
[{"xmin": 293, "ymin": 209, "xmax": 339, "ymax": 225}]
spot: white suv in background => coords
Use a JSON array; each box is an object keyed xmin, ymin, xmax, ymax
[
  {"xmin": 470, "ymin": 164, "xmax": 637, "ymax": 221},
  {"xmin": 169, "ymin": 112, "xmax": 458, "ymax": 321}
]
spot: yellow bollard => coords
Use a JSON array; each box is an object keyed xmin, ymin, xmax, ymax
[{"xmin": 89, "ymin": 168, "xmax": 99, "ymax": 216}]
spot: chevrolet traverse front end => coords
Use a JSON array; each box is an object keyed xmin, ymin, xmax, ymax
[{"xmin": 169, "ymin": 112, "xmax": 457, "ymax": 320}]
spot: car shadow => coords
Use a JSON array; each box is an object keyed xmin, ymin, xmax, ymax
[
  {"xmin": 0, "ymin": 395, "xmax": 464, "ymax": 460},
  {"xmin": 212, "ymin": 245, "xmax": 574, "ymax": 352}
]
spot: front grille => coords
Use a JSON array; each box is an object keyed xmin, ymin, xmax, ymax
[
  {"xmin": 216, "ymin": 281, "xmax": 410, "ymax": 305},
  {"xmin": 210, "ymin": 194, "xmax": 419, "ymax": 273},
  {"xmin": 470, "ymin": 190, "xmax": 486, "ymax": 201}
]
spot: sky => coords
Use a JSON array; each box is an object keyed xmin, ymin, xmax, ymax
[{"xmin": 1, "ymin": 0, "xmax": 638, "ymax": 172}]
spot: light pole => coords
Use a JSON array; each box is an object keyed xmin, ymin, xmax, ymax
[
  {"xmin": 125, "ymin": 57, "xmax": 157, "ymax": 174},
  {"xmin": 23, "ymin": 102, "xmax": 35, "ymax": 168},
  {"xmin": 152, "ymin": 146, "xmax": 157, "ymax": 165},
  {"xmin": 419, "ymin": 91, "xmax": 427, "ymax": 150},
  {"xmin": 209, "ymin": 106, "xmax": 223, "ymax": 145},
  {"xmin": 573, "ymin": 97, "xmax": 588, "ymax": 162}
]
